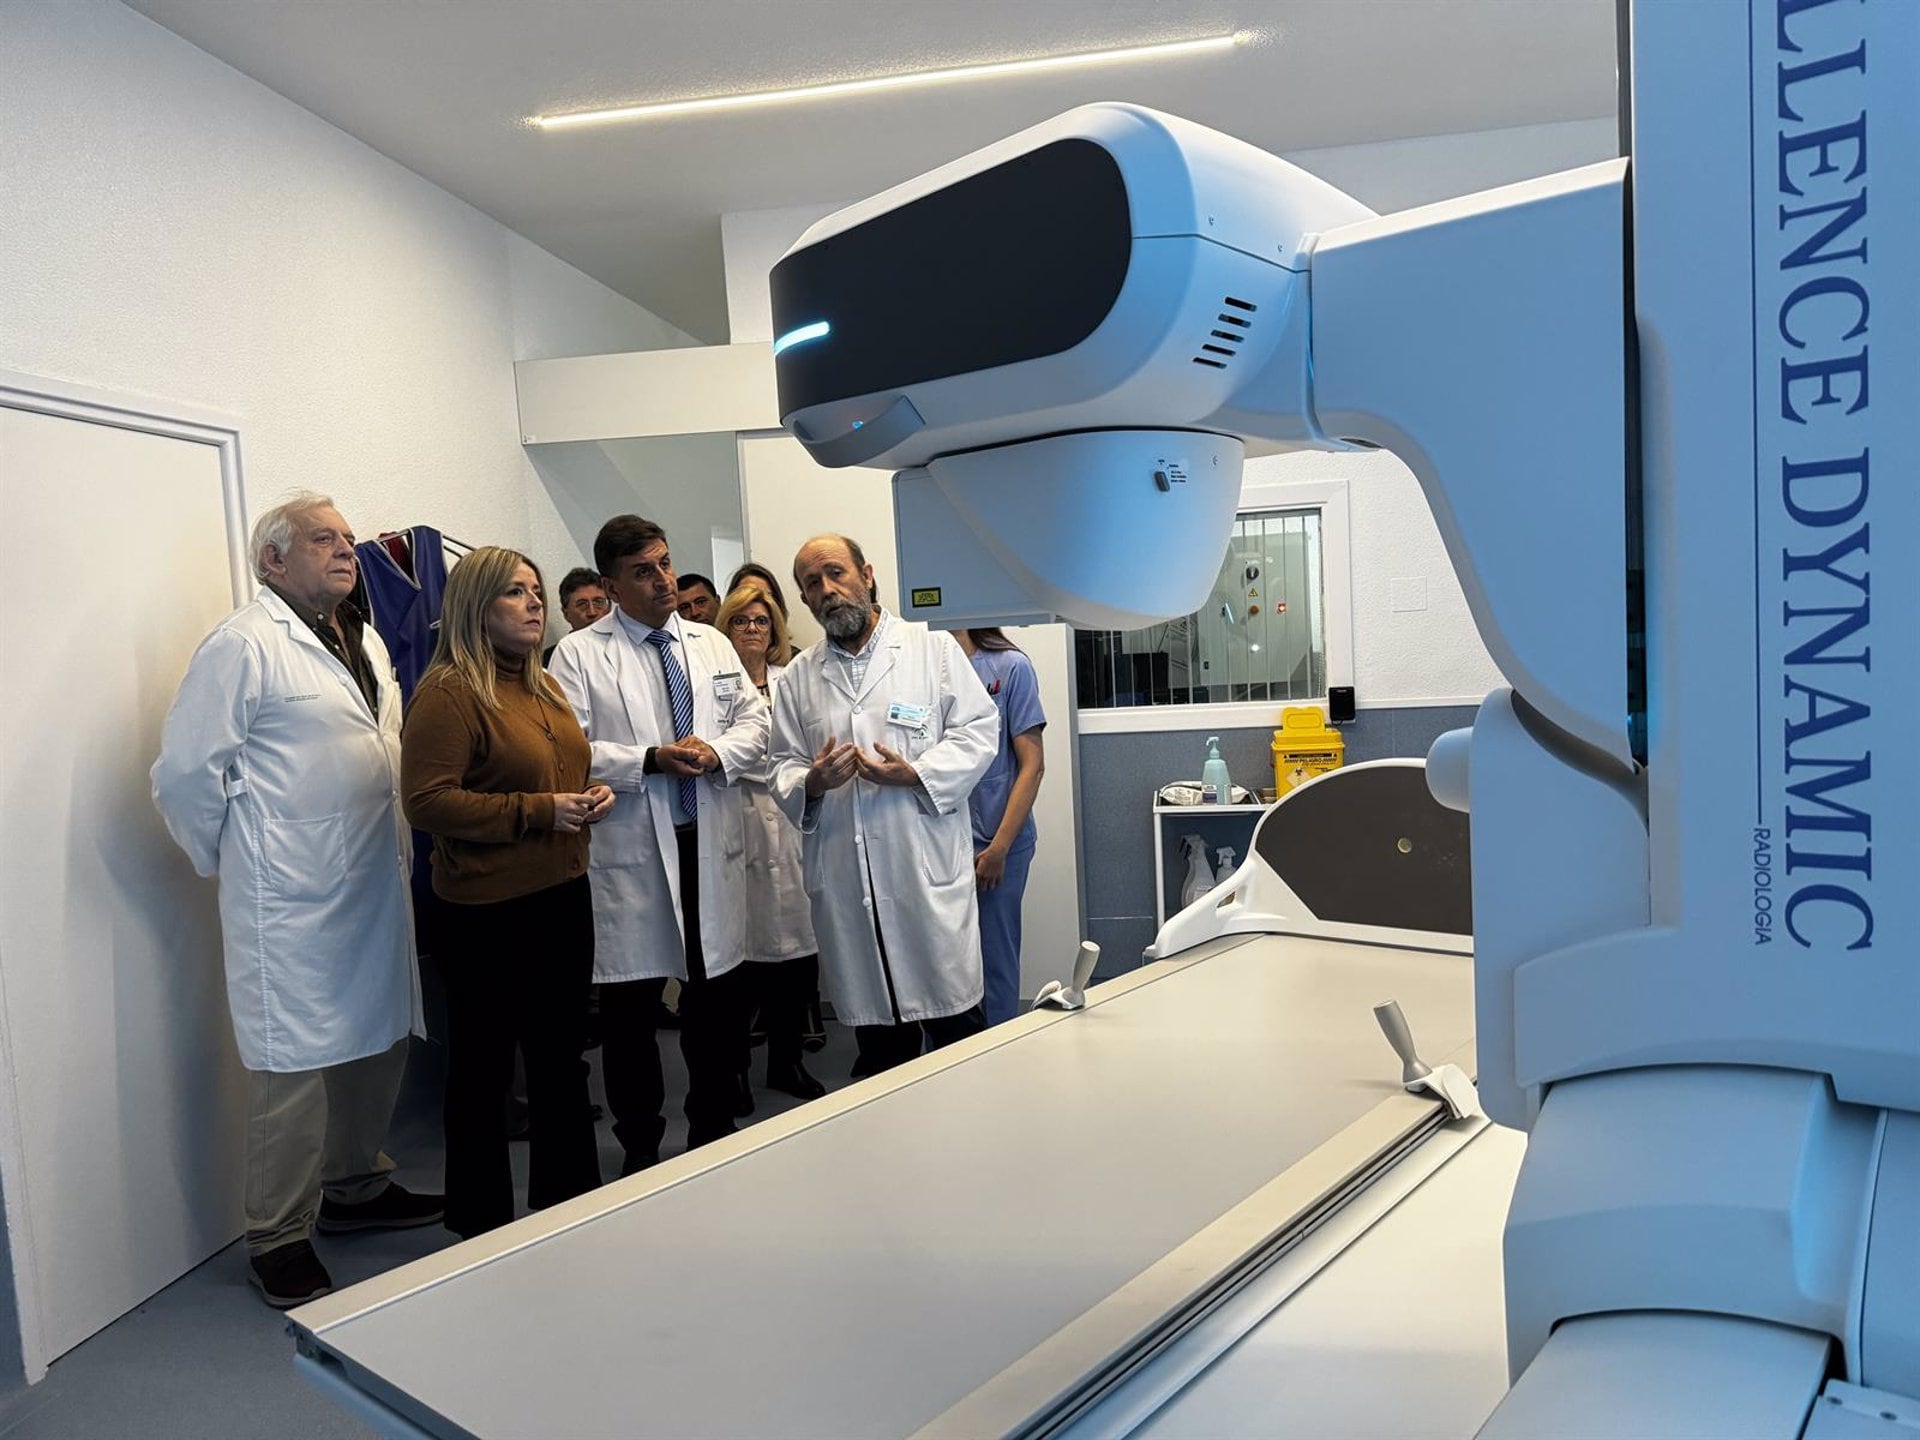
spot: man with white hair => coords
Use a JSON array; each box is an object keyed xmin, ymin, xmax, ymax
[{"xmin": 153, "ymin": 493, "xmax": 440, "ymax": 1308}]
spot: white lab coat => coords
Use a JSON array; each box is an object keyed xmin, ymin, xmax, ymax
[
  {"xmin": 151, "ymin": 588, "xmax": 422, "ymax": 1073},
  {"xmin": 548, "ymin": 612, "xmax": 769, "ymax": 983},
  {"xmin": 769, "ymin": 613, "xmax": 999, "ymax": 1026},
  {"xmin": 740, "ymin": 663, "xmax": 816, "ymax": 963}
]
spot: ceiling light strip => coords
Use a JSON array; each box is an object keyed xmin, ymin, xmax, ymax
[{"xmin": 532, "ymin": 33, "xmax": 1240, "ymax": 129}]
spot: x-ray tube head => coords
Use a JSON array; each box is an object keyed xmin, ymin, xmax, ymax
[
  {"xmin": 771, "ymin": 102, "xmax": 1374, "ymax": 628},
  {"xmin": 899, "ymin": 431, "xmax": 1246, "ymax": 631},
  {"xmin": 770, "ymin": 103, "xmax": 1374, "ymax": 469}
]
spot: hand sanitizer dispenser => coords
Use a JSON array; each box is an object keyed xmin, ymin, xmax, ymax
[{"xmin": 1200, "ymin": 735, "xmax": 1231, "ymax": 804}]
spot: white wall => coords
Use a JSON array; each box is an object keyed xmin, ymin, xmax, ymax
[
  {"xmin": 528, "ymin": 433, "xmax": 744, "ymax": 584},
  {"xmin": 735, "ymin": 435, "xmax": 896, "ymax": 650},
  {"xmin": 0, "ymin": 0, "xmax": 698, "ymax": 589},
  {"xmin": 717, "ymin": 117, "xmax": 1618, "ymax": 710},
  {"xmin": 721, "ymin": 203, "xmax": 846, "ymax": 345},
  {"xmin": 1284, "ymin": 117, "xmax": 1617, "ymax": 215}
]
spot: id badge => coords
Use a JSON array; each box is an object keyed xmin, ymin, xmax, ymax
[
  {"xmin": 886, "ymin": 700, "xmax": 932, "ymax": 736},
  {"xmin": 713, "ymin": 671, "xmax": 741, "ymax": 703}
]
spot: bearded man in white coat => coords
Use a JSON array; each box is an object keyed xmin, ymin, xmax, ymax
[
  {"xmin": 770, "ymin": 535, "xmax": 1000, "ymax": 1075},
  {"xmin": 152, "ymin": 493, "xmax": 439, "ymax": 1311},
  {"xmin": 549, "ymin": 515, "xmax": 769, "ymax": 1171}
]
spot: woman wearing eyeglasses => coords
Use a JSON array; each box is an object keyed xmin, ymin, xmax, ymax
[{"xmin": 715, "ymin": 581, "xmax": 825, "ymax": 1100}]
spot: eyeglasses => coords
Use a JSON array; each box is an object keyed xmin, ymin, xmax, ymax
[{"xmin": 728, "ymin": 616, "xmax": 772, "ymax": 632}]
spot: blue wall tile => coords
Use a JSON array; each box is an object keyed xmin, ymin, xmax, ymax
[{"xmin": 1087, "ymin": 915, "xmax": 1157, "ymax": 978}]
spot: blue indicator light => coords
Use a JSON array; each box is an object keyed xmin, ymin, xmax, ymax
[
  {"xmin": 772, "ymin": 320, "xmax": 830, "ymax": 357},
  {"xmin": 851, "ymin": 419, "xmax": 864, "ymax": 430}
]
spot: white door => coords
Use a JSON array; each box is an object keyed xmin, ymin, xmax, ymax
[
  {"xmin": 737, "ymin": 434, "xmax": 1085, "ymax": 1002},
  {"xmin": 0, "ymin": 400, "xmax": 247, "ymax": 1375}
]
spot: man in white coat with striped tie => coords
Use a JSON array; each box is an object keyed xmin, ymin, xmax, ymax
[{"xmin": 548, "ymin": 515, "xmax": 768, "ymax": 1170}]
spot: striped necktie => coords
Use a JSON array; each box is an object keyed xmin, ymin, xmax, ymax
[{"xmin": 644, "ymin": 627, "xmax": 699, "ymax": 820}]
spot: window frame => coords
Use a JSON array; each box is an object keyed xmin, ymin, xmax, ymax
[{"xmin": 1076, "ymin": 477, "xmax": 1353, "ymax": 734}]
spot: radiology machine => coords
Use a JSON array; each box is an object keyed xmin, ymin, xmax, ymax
[
  {"xmin": 293, "ymin": 3, "xmax": 1916, "ymax": 1434},
  {"xmin": 769, "ymin": 0, "xmax": 1919, "ymax": 1427}
]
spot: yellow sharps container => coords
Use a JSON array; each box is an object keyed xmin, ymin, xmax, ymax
[{"xmin": 1271, "ymin": 706, "xmax": 1345, "ymax": 796}]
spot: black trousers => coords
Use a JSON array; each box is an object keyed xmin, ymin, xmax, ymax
[
  {"xmin": 850, "ymin": 897, "xmax": 986, "ymax": 1075},
  {"xmin": 747, "ymin": 954, "xmax": 818, "ymax": 1074},
  {"xmin": 439, "ymin": 874, "xmax": 601, "ymax": 1239},
  {"xmin": 600, "ymin": 824, "xmax": 747, "ymax": 1170},
  {"xmin": 853, "ymin": 1006, "xmax": 987, "ymax": 1075}
]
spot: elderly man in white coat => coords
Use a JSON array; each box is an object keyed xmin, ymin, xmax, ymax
[
  {"xmin": 549, "ymin": 515, "xmax": 769, "ymax": 1171},
  {"xmin": 770, "ymin": 535, "xmax": 1000, "ymax": 1076},
  {"xmin": 152, "ymin": 493, "xmax": 438, "ymax": 1311}
]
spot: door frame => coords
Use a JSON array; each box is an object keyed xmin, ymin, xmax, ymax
[
  {"xmin": 0, "ymin": 370, "xmax": 249, "ymax": 1383},
  {"xmin": 0, "ymin": 372, "xmax": 250, "ymax": 607}
]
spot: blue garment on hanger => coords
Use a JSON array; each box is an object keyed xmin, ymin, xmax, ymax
[{"xmin": 355, "ymin": 526, "xmax": 448, "ymax": 703}]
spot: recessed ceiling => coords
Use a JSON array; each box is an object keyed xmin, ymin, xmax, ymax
[{"xmin": 123, "ymin": 0, "xmax": 1618, "ymax": 342}]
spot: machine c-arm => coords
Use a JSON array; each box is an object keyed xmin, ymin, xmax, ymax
[
  {"xmin": 771, "ymin": 103, "xmax": 1631, "ymax": 768},
  {"xmin": 773, "ymin": 1, "xmax": 1920, "ymax": 1426}
]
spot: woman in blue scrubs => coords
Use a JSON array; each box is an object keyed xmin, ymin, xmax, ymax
[{"xmin": 955, "ymin": 629, "xmax": 1047, "ymax": 1025}]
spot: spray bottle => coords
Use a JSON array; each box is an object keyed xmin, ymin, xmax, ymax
[
  {"xmin": 1215, "ymin": 846, "xmax": 1239, "ymax": 887},
  {"xmin": 1180, "ymin": 834, "xmax": 1214, "ymax": 909}
]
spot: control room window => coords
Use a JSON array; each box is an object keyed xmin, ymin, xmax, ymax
[{"xmin": 1072, "ymin": 479, "xmax": 1352, "ymax": 730}]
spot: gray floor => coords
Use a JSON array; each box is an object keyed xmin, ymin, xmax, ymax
[{"xmin": 0, "ymin": 1022, "xmax": 860, "ymax": 1440}]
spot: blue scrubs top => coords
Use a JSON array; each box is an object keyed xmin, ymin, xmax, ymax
[{"xmin": 968, "ymin": 646, "xmax": 1047, "ymax": 851}]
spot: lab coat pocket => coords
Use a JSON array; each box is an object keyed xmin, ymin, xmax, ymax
[
  {"xmin": 590, "ymin": 812, "xmax": 647, "ymax": 870},
  {"xmin": 916, "ymin": 822, "xmax": 969, "ymax": 888},
  {"xmin": 259, "ymin": 812, "xmax": 347, "ymax": 903},
  {"xmin": 890, "ymin": 722, "xmax": 936, "ymax": 764}
]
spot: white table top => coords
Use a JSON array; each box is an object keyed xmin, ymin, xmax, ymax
[
  {"xmin": 1118, "ymin": 1124, "xmax": 1524, "ymax": 1440},
  {"xmin": 295, "ymin": 933, "xmax": 1474, "ymax": 1440}
]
